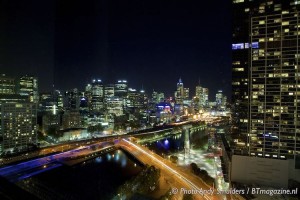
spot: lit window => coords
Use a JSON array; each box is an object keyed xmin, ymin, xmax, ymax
[
  {"xmin": 233, "ymin": 68, "xmax": 244, "ymax": 72},
  {"xmin": 232, "ymin": 61, "xmax": 241, "ymax": 65},
  {"xmin": 232, "ymin": 43, "xmax": 244, "ymax": 50},
  {"xmin": 233, "ymin": 0, "xmax": 244, "ymax": 3},
  {"xmin": 282, "ymin": 21, "xmax": 289, "ymax": 25},
  {"xmin": 274, "ymin": 51, "xmax": 281, "ymax": 56},
  {"xmin": 251, "ymin": 42, "xmax": 259, "ymax": 48},
  {"xmin": 274, "ymin": 18, "xmax": 281, "ymax": 23}
]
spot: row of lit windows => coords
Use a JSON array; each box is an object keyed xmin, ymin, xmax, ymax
[
  {"xmin": 232, "ymin": 68, "xmax": 244, "ymax": 72},
  {"xmin": 232, "ymin": 42, "xmax": 259, "ymax": 50}
]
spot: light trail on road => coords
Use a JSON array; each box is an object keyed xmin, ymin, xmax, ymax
[{"xmin": 122, "ymin": 139, "xmax": 213, "ymax": 200}]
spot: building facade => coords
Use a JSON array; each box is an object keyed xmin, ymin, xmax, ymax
[
  {"xmin": 231, "ymin": 2, "xmax": 300, "ymax": 188},
  {"xmin": 175, "ymin": 78, "xmax": 184, "ymax": 104},
  {"xmin": 114, "ymin": 80, "xmax": 128, "ymax": 98},
  {"xmin": 249, "ymin": 10, "xmax": 300, "ymax": 159},
  {"xmin": 1, "ymin": 102, "xmax": 37, "ymax": 153},
  {"xmin": 232, "ymin": 0, "xmax": 299, "ymax": 155},
  {"xmin": 91, "ymin": 79, "xmax": 104, "ymax": 113},
  {"xmin": 0, "ymin": 74, "xmax": 15, "ymax": 95},
  {"xmin": 19, "ymin": 75, "xmax": 38, "ymax": 103}
]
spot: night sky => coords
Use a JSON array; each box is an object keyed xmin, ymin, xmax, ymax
[{"xmin": 0, "ymin": 0, "xmax": 232, "ymax": 100}]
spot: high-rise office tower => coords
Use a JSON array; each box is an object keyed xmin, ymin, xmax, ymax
[
  {"xmin": 175, "ymin": 78, "xmax": 184, "ymax": 104},
  {"xmin": 232, "ymin": 0, "xmax": 298, "ymax": 155},
  {"xmin": 0, "ymin": 75, "xmax": 37, "ymax": 154},
  {"xmin": 250, "ymin": 8, "xmax": 300, "ymax": 159},
  {"xmin": 114, "ymin": 80, "xmax": 128, "ymax": 98},
  {"xmin": 0, "ymin": 97, "xmax": 37, "ymax": 154},
  {"xmin": 64, "ymin": 88, "xmax": 80, "ymax": 110},
  {"xmin": 152, "ymin": 90, "xmax": 158, "ymax": 103},
  {"xmin": 195, "ymin": 85, "xmax": 209, "ymax": 108},
  {"xmin": 151, "ymin": 90, "xmax": 165, "ymax": 103},
  {"xmin": 231, "ymin": 1, "xmax": 300, "ymax": 188},
  {"xmin": 106, "ymin": 97, "xmax": 124, "ymax": 116},
  {"xmin": 216, "ymin": 90, "xmax": 225, "ymax": 108},
  {"xmin": 203, "ymin": 88, "xmax": 209, "ymax": 106},
  {"xmin": 126, "ymin": 88, "xmax": 147, "ymax": 111},
  {"xmin": 91, "ymin": 79, "xmax": 104, "ymax": 113},
  {"xmin": 19, "ymin": 75, "xmax": 38, "ymax": 103},
  {"xmin": 183, "ymin": 88, "xmax": 189, "ymax": 100},
  {"xmin": 104, "ymin": 84, "xmax": 115, "ymax": 99},
  {"xmin": 0, "ymin": 74, "xmax": 15, "ymax": 94},
  {"xmin": 103, "ymin": 84, "xmax": 115, "ymax": 112}
]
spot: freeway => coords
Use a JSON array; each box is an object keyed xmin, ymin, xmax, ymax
[
  {"xmin": 118, "ymin": 139, "xmax": 226, "ymax": 200},
  {"xmin": 0, "ymin": 126, "xmax": 174, "ymax": 167},
  {"xmin": 0, "ymin": 142, "xmax": 113, "ymax": 183}
]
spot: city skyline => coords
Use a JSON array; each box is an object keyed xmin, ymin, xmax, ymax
[
  {"xmin": 0, "ymin": 0, "xmax": 231, "ymax": 98},
  {"xmin": 1, "ymin": 1, "xmax": 300, "ymax": 199},
  {"xmin": 0, "ymin": 73, "xmax": 227, "ymax": 102}
]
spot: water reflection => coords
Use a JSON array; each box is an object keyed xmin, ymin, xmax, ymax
[
  {"xmin": 145, "ymin": 129, "xmax": 206, "ymax": 155},
  {"xmin": 94, "ymin": 151, "xmax": 132, "ymax": 168},
  {"xmin": 95, "ymin": 157, "xmax": 102, "ymax": 163},
  {"xmin": 19, "ymin": 149, "xmax": 143, "ymax": 200}
]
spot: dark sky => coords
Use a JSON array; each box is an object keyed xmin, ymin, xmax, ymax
[{"xmin": 0, "ymin": 0, "xmax": 232, "ymax": 100}]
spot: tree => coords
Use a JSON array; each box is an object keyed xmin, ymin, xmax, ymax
[
  {"xmin": 190, "ymin": 163, "xmax": 198, "ymax": 173},
  {"xmin": 170, "ymin": 155, "xmax": 178, "ymax": 164},
  {"xmin": 87, "ymin": 125, "xmax": 95, "ymax": 134},
  {"xmin": 95, "ymin": 124, "xmax": 104, "ymax": 133},
  {"xmin": 87, "ymin": 124, "xmax": 104, "ymax": 134}
]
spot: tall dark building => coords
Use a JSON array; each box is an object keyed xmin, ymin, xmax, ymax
[
  {"xmin": 231, "ymin": 0, "xmax": 300, "ymax": 188},
  {"xmin": 232, "ymin": 0, "xmax": 298, "ymax": 155}
]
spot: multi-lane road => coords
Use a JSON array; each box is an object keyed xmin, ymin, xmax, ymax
[
  {"xmin": 118, "ymin": 139, "xmax": 227, "ymax": 200},
  {"xmin": 0, "ymin": 142, "xmax": 113, "ymax": 182}
]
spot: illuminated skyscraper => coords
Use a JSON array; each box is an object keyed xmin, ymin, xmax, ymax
[
  {"xmin": 64, "ymin": 88, "xmax": 80, "ymax": 110},
  {"xmin": 195, "ymin": 85, "xmax": 208, "ymax": 108},
  {"xmin": 152, "ymin": 90, "xmax": 165, "ymax": 103},
  {"xmin": 0, "ymin": 97, "xmax": 37, "ymax": 154},
  {"xmin": 91, "ymin": 79, "xmax": 104, "ymax": 113},
  {"xmin": 175, "ymin": 78, "xmax": 184, "ymax": 104},
  {"xmin": 126, "ymin": 88, "xmax": 148, "ymax": 112},
  {"xmin": 183, "ymin": 88, "xmax": 189, "ymax": 100},
  {"xmin": 104, "ymin": 84, "xmax": 115, "ymax": 98},
  {"xmin": 249, "ymin": 10, "xmax": 300, "ymax": 159},
  {"xmin": 231, "ymin": 1, "xmax": 300, "ymax": 188},
  {"xmin": 114, "ymin": 80, "xmax": 128, "ymax": 98},
  {"xmin": 0, "ymin": 74, "xmax": 15, "ymax": 94},
  {"xmin": 19, "ymin": 75, "xmax": 38, "ymax": 103},
  {"xmin": 106, "ymin": 97, "xmax": 124, "ymax": 116},
  {"xmin": 232, "ymin": 0, "xmax": 300, "ymax": 157},
  {"xmin": 0, "ymin": 75, "xmax": 37, "ymax": 154}
]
